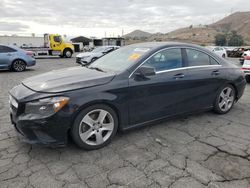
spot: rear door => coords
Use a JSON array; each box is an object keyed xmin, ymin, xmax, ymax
[
  {"xmin": 184, "ymin": 48, "xmax": 226, "ymax": 110},
  {"xmin": 0, "ymin": 45, "xmax": 16, "ymax": 69}
]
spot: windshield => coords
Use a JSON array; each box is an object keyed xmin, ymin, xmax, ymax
[
  {"xmin": 88, "ymin": 46, "xmax": 151, "ymax": 73},
  {"xmin": 91, "ymin": 47, "xmax": 109, "ymax": 53}
]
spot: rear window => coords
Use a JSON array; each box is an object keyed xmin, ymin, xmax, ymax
[
  {"xmin": 0, "ymin": 45, "xmax": 17, "ymax": 53},
  {"xmin": 186, "ymin": 49, "xmax": 210, "ymax": 66}
]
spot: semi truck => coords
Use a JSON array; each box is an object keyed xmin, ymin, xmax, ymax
[{"xmin": 22, "ymin": 34, "xmax": 74, "ymax": 58}]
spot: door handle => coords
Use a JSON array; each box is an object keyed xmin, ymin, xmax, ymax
[
  {"xmin": 211, "ymin": 70, "xmax": 220, "ymax": 76},
  {"xmin": 7, "ymin": 53, "xmax": 12, "ymax": 56},
  {"xmin": 173, "ymin": 73, "xmax": 185, "ymax": 79}
]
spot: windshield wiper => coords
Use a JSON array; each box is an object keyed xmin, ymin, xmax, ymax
[{"xmin": 89, "ymin": 67, "xmax": 105, "ymax": 72}]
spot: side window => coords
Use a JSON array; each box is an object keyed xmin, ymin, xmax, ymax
[
  {"xmin": 0, "ymin": 46, "xmax": 16, "ymax": 53},
  {"xmin": 214, "ymin": 47, "xmax": 220, "ymax": 51},
  {"xmin": 144, "ymin": 48, "xmax": 183, "ymax": 72},
  {"xmin": 54, "ymin": 36, "xmax": 62, "ymax": 43},
  {"xmin": 186, "ymin": 49, "xmax": 210, "ymax": 66},
  {"xmin": 104, "ymin": 47, "xmax": 113, "ymax": 53}
]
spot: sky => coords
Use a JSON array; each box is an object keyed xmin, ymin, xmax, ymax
[{"xmin": 0, "ymin": 0, "xmax": 250, "ymax": 38}]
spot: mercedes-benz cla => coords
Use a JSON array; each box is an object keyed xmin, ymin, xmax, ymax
[{"xmin": 9, "ymin": 42, "xmax": 246, "ymax": 150}]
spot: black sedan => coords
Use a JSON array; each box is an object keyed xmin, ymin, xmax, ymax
[{"xmin": 9, "ymin": 42, "xmax": 246, "ymax": 150}]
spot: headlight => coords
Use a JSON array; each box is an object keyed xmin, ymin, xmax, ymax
[
  {"xmin": 25, "ymin": 97, "xmax": 69, "ymax": 116},
  {"xmin": 81, "ymin": 56, "xmax": 90, "ymax": 59}
]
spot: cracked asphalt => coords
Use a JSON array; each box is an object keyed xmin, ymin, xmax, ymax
[{"xmin": 0, "ymin": 56, "xmax": 250, "ymax": 188}]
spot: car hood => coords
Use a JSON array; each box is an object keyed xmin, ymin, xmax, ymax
[
  {"xmin": 22, "ymin": 67, "xmax": 115, "ymax": 93},
  {"xmin": 76, "ymin": 52, "xmax": 102, "ymax": 58}
]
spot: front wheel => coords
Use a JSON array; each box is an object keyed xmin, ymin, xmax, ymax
[
  {"xmin": 214, "ymin": 85, "xmax": 236, "ymax": 114},
  {"xmin": 63, "ymin": 49, "xmax": 72, "ymax": 58},
  {"xmin": 71, "ymin": 104, "xmax": 118, "ymax": 150}
]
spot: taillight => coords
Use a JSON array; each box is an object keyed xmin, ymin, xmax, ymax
[
  {"xmin": 26, "ymin": 51, "xmax": 34, "ymax": 57},
  {"xmin": 241, "ymin": 67, "xmax": 250, "ymax": 70}
]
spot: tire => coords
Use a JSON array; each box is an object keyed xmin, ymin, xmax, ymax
[
  {"xmin": 214, "ymin": 85, "xmax": 236, "ymax": 114},
  {"xmin": 12, "ymin": 59, "xmax": 26, "ymax": 72},
  {"xmin": 246, "ymin": 76, "xmax": 250, "ymax": 83},
  {"xmin": 91, "ymin": 57, "xmax": 98, "ymax": 63},
  {"xmin": 71, "ymin": 104, "xmax": 118, "ymax": 150},
  {"xmin": 63, "ymin": 49, "xmax": 72, "ymax": 58}
]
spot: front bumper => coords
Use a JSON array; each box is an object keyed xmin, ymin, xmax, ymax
[
  {"xmin": 76, "ymin": 57, "xmax": 90, "ymax": 65},
  {"xmin": 10, "ymin": 111, "xmax": 70, "ymax": 146},
  {"xmin": 9, "ymin": 89, "xmax": 71, "ymax": 147}
]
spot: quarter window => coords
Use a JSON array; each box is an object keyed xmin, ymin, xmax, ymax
[
  {"xmin": 186, "ymin": 49, "xmax": 212, "ymax": 66},
  {"xmin": 210, "ymin": 58, "xmax": 219, "ymax": 65},
  {"xmin": 144, "ymin": 48, "xmax": 183, "ymax": 72}
]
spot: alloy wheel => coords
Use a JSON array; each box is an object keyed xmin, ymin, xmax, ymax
[
  {"xmin": 218, "ymin": 87, "xmax": 235, "ymax": 112},
  {"xmin": 79, "ymin": 109, "xmax": 114, "ymax": 146},
  {"xmin": 13, "ymin": 60, "xmax": 26, "ymax": 72}
]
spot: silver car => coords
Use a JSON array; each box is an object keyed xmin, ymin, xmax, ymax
[
  {"xmin": 76, "ymin": 46, "xmax": 119, "ymax": 65},
  {"xmin": 0, "ymin": 45, "xmax": 36, "ymax": 72}
]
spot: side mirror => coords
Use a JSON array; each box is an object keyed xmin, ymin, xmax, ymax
[{"xmin": 135, "ymin": 66, "xmax": 156, "ymax": 77}]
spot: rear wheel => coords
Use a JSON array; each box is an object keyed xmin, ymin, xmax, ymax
[
  {"xmin": 214, "ymin": 85, "xmax": 236, "ymax": 114},
  {"xmin": 63, "ymin": 49, "xmax": 72, "ymax": 58},
  {"xmin": 71, "ymin": 104, "xmax": 118, "ymax": 150},
  {"xmin": 12, "ymin": 59, "xmax": 26, "ymax": 72},
  {"xmin": 246, "ymin": 75, "xmax": 250, "ymax": 83}
]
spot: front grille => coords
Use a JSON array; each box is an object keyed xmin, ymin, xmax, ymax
[{"xmin": 76, "ymin": 57, "xmax": 82, "ymax": 64}]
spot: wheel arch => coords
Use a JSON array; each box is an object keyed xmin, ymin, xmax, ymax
[
  {"xmin": 227, "ymin": 82, "xmax": 239, "ymax": 100},
  {"xmin": 69, "ymin": 100, "xmax": 121, "ymax": 130},
  {"xmin": 12, "ymin": 58, "xmax": 27, "ymax": 65},
  {"xmin": 11, "ymin": 58, "xmax": 27, "ymax": 69},
  {"xmin": 63, "ymin": 47, "xmax": 73, "ymax": 54}
]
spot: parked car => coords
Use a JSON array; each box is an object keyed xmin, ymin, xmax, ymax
[
  {"xmin": 227, "ymin": 47, "xmax": 245, "ymax": 58},
  {"xmin": 242, "ymin": 55, "xmax": 250, "ymax": 83},
  {"xmin": 9, "ymin": 42, "xmax": 246, "ymax": 150},
  {"xmin": 206, "ymin": 46, "xmax": 227, "ymax": 58},
  {"xmin": 76, "ymin": 46, "xmax": 119, "ymax": 65},
  {"xmin": 0, "ymin": 44, "xmax": 36, "ymax": 72},
  {"xmin": 239, "ymin": 50, "xmax": 250, "ymax": 65}
]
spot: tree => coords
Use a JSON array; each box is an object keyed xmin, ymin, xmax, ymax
[
  {"xmin": 228, "ymin": 31, "xmax": 244, "ymax": 46},
  {"xmin": 215, "ymin": 34, "xmax": 226, "ymax": 46},
  {"xmin": 215, "ymin": 31, "xmax": 244, "ymax": 46}
]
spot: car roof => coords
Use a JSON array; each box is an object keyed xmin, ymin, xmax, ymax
[
  {"xmin": 127, "ymin": 42, "xmax": 205, "ymax": 49},
  {"xmin": 126, "ymin": 42, "xmax": 216, "ymax": 55},
  {"xmin": 0, "ymin": 44, "xmax": 21, "ymax": 50}
]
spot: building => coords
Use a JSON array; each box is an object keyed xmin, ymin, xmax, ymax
[
  {"xmin": 102, "ymin": 37, "xmax": 125, "ymax": 46},
  {"xmin": 0, "ymin": 35, "xmax": 44, "ymax": 47},
  {"xmin": 70, "ymin": 36, "xmax": 125, "ymax": 49}
]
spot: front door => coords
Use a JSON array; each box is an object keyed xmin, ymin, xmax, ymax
[{"xmin": 128, "ymin": 48, "xmax": 190, "ymax": 125}]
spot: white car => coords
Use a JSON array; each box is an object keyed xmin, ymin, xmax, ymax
[
  {"xmin": 242, "ymin": 56, "xmax": 250, "ymax": 83},
  {"xmin": 242, "ymin": 50, "xmax": 250, "ymax": 57},
  {"xmin": 76, "ymin": 46, "xmax": 119, "ymax": 65},
  {"xmin": 206, "ymin": 46, "xmax": 227, "ymax": 58}
]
